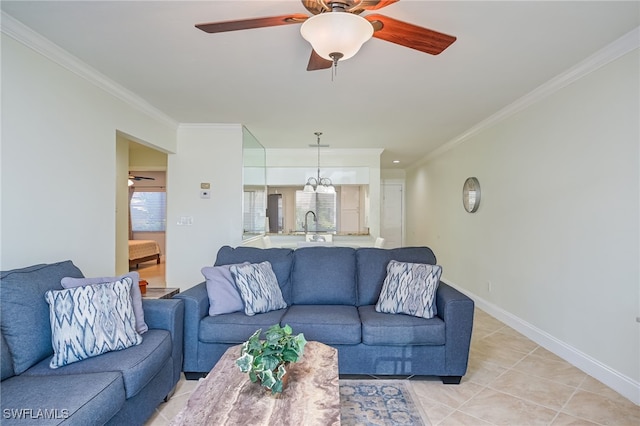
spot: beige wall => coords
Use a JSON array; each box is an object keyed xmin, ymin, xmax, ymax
[
  {"xmin": 1, "ymin": 33, "xmax": 176, "ymax": 276},
  {"xmin": 405, "ymin": 48, "xmax": 639, "ymax": 402},
  {"xmin": 165, "ymin": 124, "xmax": 244, "ymax": 288}
]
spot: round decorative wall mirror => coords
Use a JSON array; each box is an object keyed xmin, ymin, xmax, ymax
[{"xmin": 462, "ymin": 177, "xmax": 481, "ymax": 213}]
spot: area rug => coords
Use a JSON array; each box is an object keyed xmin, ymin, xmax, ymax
[{"xmin": 340, "ymin": 380, "xmax": 431, "ymax": 426}]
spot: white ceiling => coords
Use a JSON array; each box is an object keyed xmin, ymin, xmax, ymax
[{"xmin": 2, "ymin": 1, "xmax": 638, "ymax": 168}]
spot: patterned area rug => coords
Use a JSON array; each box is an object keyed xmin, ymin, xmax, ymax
[{"xmin": 340, "ymin": 380, "xmax": 430, "ymax": 426}]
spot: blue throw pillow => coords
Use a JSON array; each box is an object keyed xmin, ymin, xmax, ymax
[
  {"xmin": 202, "ymin": 264, "xmax": 246, "ymax": 316},
  {"xmin": 375, "ymin": 260, "xmax": 442, "ymax": 319},
  {"xmin": 230, "ymin": 261, "xmax": 287, "ymax": 316},
  {"xmin": 45, "ymin": 277, "xmax": 142, "ymax": 368}
]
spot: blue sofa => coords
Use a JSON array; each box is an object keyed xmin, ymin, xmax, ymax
[
  {"xmin": 0, "ymin": 261, "xmax": 184, "ymax": 425},
  {"xmin": 176, "ymin": 245, "xmax": 474, "ymax": 384}
]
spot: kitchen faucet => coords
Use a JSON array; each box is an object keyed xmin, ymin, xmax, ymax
[{"xmin": 303, "ymin": 210, "xmax": 317, "ymax": 234}]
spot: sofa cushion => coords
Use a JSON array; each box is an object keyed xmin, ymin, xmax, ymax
[
  {"xmin": 281, "ymin": 305, "xmax": 361, "ymax": 344},
  {"xmin": 356, "ymin": 247, "xmax": 437, "ymax": 306},
  {"xmin": 359, "ymin": 305, "xmax": 445, "ymax": 346},
  {"xmin": 45, "ymin": 278, "xmax": 143, "ymax": 368},
  {"xmin": 202, "ymin": 265, "xmax": 245, "ymax": 316},
  {"xmin": 215, "ymin": 246, "xmax": 294, "ymax": 304},
  {"xmin": 25, "ymin": 329, "xmax": 170, "ymax": 399},
  {"xmin": 376, "ymin": 261, "xmax": 442, "ymax": 319},
  {"xmin": 1, "ymin": 372, "xmax": 124, "ymax": 425},
  {"xmin": 1, "ymin": 333, "xmax": 14, "ymax": 380},
  {"xmin": 0, "ymin": 260, "xmax": 83, "ymax": 375},
  {"xmin": 61, "ymin": 271, "xmax": 148, "ymax": 334},
  {"xmin": 199, "ymin": 309, "xmax": 287, "ymax": 344},
  {"xmin": 230, "ymin": 261, "xmax": 288, "ymax": 316},
  {"xmin": 291, "ymin": 247, "xmax": 357, "ymax": 305}
]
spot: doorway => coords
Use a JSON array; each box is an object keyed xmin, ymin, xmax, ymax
[
  {"xmin": 116, "ymin": 133, "xmax": 168, "ymax": 285},
  {"xmin": 381, "ymin": 182, "xmax": 404, "ymax": 248}
]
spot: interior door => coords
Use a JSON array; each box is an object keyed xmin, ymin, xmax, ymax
[
  {"xmin": 340, "ymin": 186, "xmax": 361, "ymax": 233},
  {"xmin": 381, "ymin": 183, "xmax": 403, "ymax": 248}
]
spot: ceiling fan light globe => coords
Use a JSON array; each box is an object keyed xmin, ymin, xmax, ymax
[{"xmin": 300, "ymin": 12, "xmax": 373, "ymax": 61}]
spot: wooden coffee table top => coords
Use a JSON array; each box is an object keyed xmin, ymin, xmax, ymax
[{"xmin": 170, "ymin": 341, "xmax": 340, "ymax": 426}]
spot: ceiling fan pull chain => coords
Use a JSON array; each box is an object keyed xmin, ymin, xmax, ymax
[{"xmin": 329, "ymin": 52, "xmax": 343, "ymax": 81}]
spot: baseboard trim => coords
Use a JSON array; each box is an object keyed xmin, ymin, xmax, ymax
[{"xmin": 443, "ymin": 279, "xmax": 640, "ymax": 405}]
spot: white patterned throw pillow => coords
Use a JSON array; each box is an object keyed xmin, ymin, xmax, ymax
[
  {"xmin": 45, "ymin": 277, "xmax": 143, "ymax": 368},
  {"xmin": 375, "ymin": 260, "xmax": 442, "ymax": 319},
  {"xmin": 230, "ymin": 261, "xmax": 287, "ymax": 316},
  {"xmin": 61, "ymin": 271, "xmax": 148, "ymax": 334}
]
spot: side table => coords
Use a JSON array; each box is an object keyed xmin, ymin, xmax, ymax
[{"xmin": 142, "ymin": 287, "xmax": 180, "ymax": 299}]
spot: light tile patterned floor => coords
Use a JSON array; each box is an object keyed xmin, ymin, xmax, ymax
[
  {"xmin": 410, "ymin": 309, "xmax": 640, "ymax": 425},
  {"xmin": 145, "ymin": 302, "xmax": 639, "ymax": 425}
]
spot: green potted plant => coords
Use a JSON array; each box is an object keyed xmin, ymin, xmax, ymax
[{"xmin": 236, "ymin": 324, "xmax": 307, "ymax": 394}]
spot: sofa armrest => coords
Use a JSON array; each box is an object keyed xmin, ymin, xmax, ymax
[
  {"xmin": 436, "ymin": 282, "xmax": 475, "ymax": 376},
  {"xmin": 142, "ymin": 298, "xmax": 184, "ymax": 385},
  {"xmin": 143, "ymin": 298, "xmax": 184, "ymax": 333},
  {"xmin": 173, "ymin": 282, "xmax": 208, "ymax": 373}
]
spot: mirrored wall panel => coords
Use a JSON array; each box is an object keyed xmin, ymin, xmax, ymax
[{"xmin": 242, "ymin": 127, "xmax": 266, "ymax": 239}]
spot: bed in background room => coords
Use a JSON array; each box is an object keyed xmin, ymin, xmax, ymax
[{"xmin": 129, "ymin": 239, "xmax": 161, "ymax": 268}]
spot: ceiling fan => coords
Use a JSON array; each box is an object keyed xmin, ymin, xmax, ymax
[
  {"xmin": 129, "ymin": 175, "xmax": 155, "ymax": 181},
  {"xmin": 195, "ymin": 0, "xmax": 456, "ymax": 71},
  {"xmin": 128, "ymin": 174, "xmax": 155, "ymax": 187}
]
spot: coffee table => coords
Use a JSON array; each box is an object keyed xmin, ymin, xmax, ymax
[{"xmin": 170, "ymin": 341, "xmax": 340, "ymax": 425}]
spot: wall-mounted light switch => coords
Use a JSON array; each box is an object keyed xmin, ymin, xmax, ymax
[
  {"xmin": 200, "ymin": 190, "xmax": 211, "ymax": 199},
  {"xmin": 177, "ymin": 216, "xmax": 193, "ymax": 226}
]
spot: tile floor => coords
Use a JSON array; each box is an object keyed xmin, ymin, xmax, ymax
[
  {"xmin": 141, "ymin": 260, "xmax": 639, "ymax": 425},
  {"xmin": 409, "ymin": 309, "xmax": 639, "ymax": 425}
]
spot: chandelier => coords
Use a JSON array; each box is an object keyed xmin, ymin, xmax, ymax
[{"xmin": 303, "ymin": 132, "xmax": 335, "ymax": 194}]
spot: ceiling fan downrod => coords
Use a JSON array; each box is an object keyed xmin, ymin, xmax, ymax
[{"xmin": 320, "ymin": 0, "xmax": 351, "ymax": 13}]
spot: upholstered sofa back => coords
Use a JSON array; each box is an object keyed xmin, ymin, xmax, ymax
[
  {"xmin": 214, "ymin": 245, "xmax": 438, "ymax": 307},
  {"xmin": 355, "ymin": 247, "xmax": 437, "ymax": 305},
  {"xmin": 291, "ymin": 246, "xmax": 357, "ymax": 305},
  {"xmin": 215, "ymin": 246, "xmax": 295, "ymax": 304}
]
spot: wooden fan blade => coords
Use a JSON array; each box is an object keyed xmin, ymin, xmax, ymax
[
  {"xmin": 361, "ymin": 0, "xmax": 400, "ymax": 10},
  {"xmin": 303, "ymin": 0, "xmax": 398, "ymax": 15},
  {"xmin": 301, "ymin": 0, "xmax": 329, "ymax": 15},
  {"xmin": 196, "ymin": 14, "xmax": 308, "ymax": 33},
  {"xmin": 349, "ymin": 0, "xmax": 399, "ymax": 13},
  {"xmin": 307, "ymin": 50, "xmax": 333, "ymax": 71},
  {"xmin": 366, "ymin": 13, "xmax": 456, "ymax": 55}
]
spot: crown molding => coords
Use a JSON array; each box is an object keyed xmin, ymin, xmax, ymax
[
  {"xmin": 1, "ymin": 11, "xmax": 178, "ymax": 129},
  {"xmin": 267, "ymin": 147, "xmax": 384, "ymax": 156},
  {"xmin": 413, "ymin": 26, "xmax": 640, "ymax": 169},
  {"xmin": 177, "ymin": 123, "xmax": 243, "ymax": 130}
]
